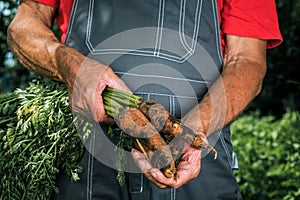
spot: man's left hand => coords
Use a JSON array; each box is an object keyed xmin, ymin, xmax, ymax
[{"xmin": 131, "ymin": 146, "xmax": 202, "ymax": 188}]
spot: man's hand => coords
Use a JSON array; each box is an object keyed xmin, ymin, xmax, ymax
[
  {"xmin": 131, "ymin": 146, "xmax": 202, "ymax": 188},
  {"xmin": 67, "ymin": 58, "xmax": 131, "ymax": 123}
]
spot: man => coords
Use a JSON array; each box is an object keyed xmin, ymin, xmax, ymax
[{"xmin": 7, "ymin": 0, "xmax": 282, "ymax": 199}]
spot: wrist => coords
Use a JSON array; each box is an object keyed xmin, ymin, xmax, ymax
[
  {"xmin": 55, "ymin": 45, "xmax": 84, "ymax": 87},
  {"xmin": 183, "ymin": 104, "xmax": 208, "ymax": 137}
]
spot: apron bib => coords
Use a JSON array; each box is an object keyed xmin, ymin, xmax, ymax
[{"xmin": 53, "ymin": 0, "xmax": 241, "ymax": 199}]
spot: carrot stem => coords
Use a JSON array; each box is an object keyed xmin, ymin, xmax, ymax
[{"xmin": 102, "ymin": 87, "xmax": 142, "ymax": 117}]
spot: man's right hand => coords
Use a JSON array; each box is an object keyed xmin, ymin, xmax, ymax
[{"xmin": 67, "ymin": 57, "xmax": 131, "ymax": 123}]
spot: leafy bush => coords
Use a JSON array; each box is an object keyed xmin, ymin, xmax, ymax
[
  {"xmin": 0, "ymin": 79, "xmax": 86, "ymax": 199},
  {"xmin": 231, "ymin": 111, "xmax": 300, "ymax": 200}
]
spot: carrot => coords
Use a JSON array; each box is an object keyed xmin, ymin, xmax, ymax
[
  {"xmin": 114, "ymin": 106, "xmax": 174, "ymax": 175},
  {"xmin": 139, "ymin": 100, "xmax": 218, "ymax": 159}
]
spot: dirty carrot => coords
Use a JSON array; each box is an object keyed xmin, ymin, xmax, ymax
[
  {"xmin": 139, "ymin": 100, "xmax": 218, "ymax": 159},
  {"xmin": 115, "ymin": 107, "xmax": 174, "ymax": 171}
]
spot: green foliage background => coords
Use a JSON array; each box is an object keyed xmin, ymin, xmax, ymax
[
  {"xmin": 250, "ymin": 0, "xmax": 300, "ymax": 116},
  {"xmin": 231, "ymin": 112, "xmax": 300, "ymax": 200}
]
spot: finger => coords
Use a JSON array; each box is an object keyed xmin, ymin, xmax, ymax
[
  {"xmin": 147, "ymin": 168, "xmax": 178, "ymax": 188},
  {"xmin": 174, "ymin": 149, "xmax": 202, "ymax": 187},
  {"xmin": 131, "ymin": 149, "xmax": 168, "ymax": 188},
  {"xmin": 176, "ymin": 161, "xmax": 199, "ymax": 181},
  {"xmin": 93, "ymin": 79, "xmax": 107, "ymax": 122},
  {"xmin": 131, "ymin": 149, "xmax": 184, "ymax": 188},
  {"xmin": 180, "ymin": 147, "xmax": 202, "ymax": 162},
  {"xmin": 149, "ymin": 162, "xmax": 193, "ymax": 189},
  {"xmin": 102, "ymin": 116, "xmax": 115, "ymax": 125},
  {"xmin": 103, "ymin": 67, "xmax": 131, "ymax": 93}
]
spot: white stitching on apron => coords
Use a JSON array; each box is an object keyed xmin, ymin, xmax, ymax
[
  {"xmin": 179, "ymin": 0, "xmax": 202, "ymax": 54},
  {"xmin": 84, "ymin": 0, "xmax": 203, "ymax": 63},
  {"xmin": 211, "ymin": 0, "xmax": 223, "ymax": 64},
  {"xmin": 218, "ymin": 131, "xmax": 233, "ymax": 169},
  {"xmin": 86, "ymin": 0, "xmax": 94, "ymax": 54},
  {"xmin": 129, "ymin": 175, "xmax": 144, "ymax": 193},
  {"xmin": 134, "ymin": 92, "xmax": 200, "ymax": 100},
  {"xmin": 154, "ymin": 0, "xmax": 165, "ymax": 57},
  {"xmin": 174, "ymin": 188, "xmax": 176, "ymax": 200},
  {"xmin": 170, "ymin": 97, "xmax": 176, "ymax": 200},
  {"xmin": 115, "ymin": 71, "xmax": 211, "ymax": 87},
  {"xmin": 65, "ymin": 0, "xmax": 79, "ymax": 45},
  {"xmin": 87, "ymin": 128, "xmax": 96, "ymax": 200},
  {"xmin": 170, "ymin": 188, "xmax": 176, "ymax": 200}
]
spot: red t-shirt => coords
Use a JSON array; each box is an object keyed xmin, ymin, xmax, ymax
[{"xmin": 36, "ymin": 0, "xmax": 283, "ymax": 49}]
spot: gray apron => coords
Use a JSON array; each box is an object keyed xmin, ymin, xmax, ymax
[{"xmin": 53, "ymin": 0, "xmax": 241, "ymax": 199}]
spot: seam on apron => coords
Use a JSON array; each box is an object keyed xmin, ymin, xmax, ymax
[
  {"xmin": 135, "ymin": 92, "xmax": 200, "ymax": 100},
  {"xmin": 64, "ymin": 0, "xmax": 79, "ymax": 45},
  {"xmin": 129, "ymin": 174, "xmax": 144, "ymax": 193},
  {"xmin": 179, "ymin": 0, "xmax": 202, "ymax": 54},
  {"xmin": 169, "ymin": 95, "xmax": 173, "ymax": 115},
  {"xmin": 86, "ymin": 125, "xmax": 96, "ymax": 200},
  {"xmin": 171, "ymin": 188, "xmax": 176, "ymax": 200},
  {"xmin": 212, "ymin": 0, "xmax": 223, "ymax": 65},
  {"xmin": 169, "ymin": 97, "xmax": 176, "ymax": 200},
  {"xmin": 116, "ymin": 71, "xmax": 212, "ymax": 84},
  {"xmin": 147, "ymin": 93, "xmax": 151, "ymax": 100},
  {"xmin": 154, "ymin": 0, "xmax": 165, "ymax": 57},
  {"xmin": 179, "ymin": 0, "xmax": 191, "ymax": 53},
  {"xmin": 219, "ymin": 131, "xmax": 233, "ymax": 169},
  {"xmin": 190, "ymin": 0, "xmax": 202, "ymax": 51},
  {"xmin": 86, "ymin": 0, "xmax": 94, "ymax": 53},
  {"xmin": 172, "ymin": 96, "xmax": 176, "ymax": 115}
]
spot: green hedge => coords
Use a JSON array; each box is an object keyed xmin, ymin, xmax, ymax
[{"xmin": 231, "ymin": 111, "xmax": 300, "ymax": 200}]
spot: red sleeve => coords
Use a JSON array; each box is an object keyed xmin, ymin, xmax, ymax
[
  {"xmin": 221, "ymin": 0, "xmax": 283, "ymax": 48},
  {"xmin": 35, "ymin": 0, "xmax": 59, "ymax": 8}
]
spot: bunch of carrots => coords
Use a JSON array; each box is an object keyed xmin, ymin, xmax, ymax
[{"xmin": 103, "ymin": 87, "xmax": 217, "ymax": 178}]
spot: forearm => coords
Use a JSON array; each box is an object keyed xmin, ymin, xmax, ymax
[
  {"xmin": 7, "ymin": 0, "xmax": 84, "ymax": 86},
  {"xmin": 184, "ymin": 35, "xmax": 267, "ymax": 136},
  {"xmin": 198, "ymin": 58, "xmax": 265, "ymax": 136}
]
